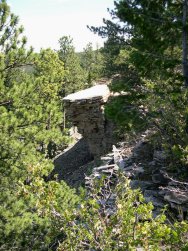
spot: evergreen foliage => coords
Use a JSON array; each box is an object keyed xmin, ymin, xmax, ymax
[
  {"xmin": 0, "ymin": 2, "xmax": 79, "ymax": 250},
  {"xmin": 58, "ymin": 37, "xmax": 105, "ymax": 93},
  {"xmin": 1, "ymin": 0, "xmax": 188, "ymax": 249},
  {"xmin": 58, "ymin": 36, "xmax": 87, "ymax": 95},
  {"xmin": 80, "ymin": 43, "xmax": 104, "ymax": 85},
  {"xmin": 91, "ymin": 0, "xmax": 188, "ymax": 167}
]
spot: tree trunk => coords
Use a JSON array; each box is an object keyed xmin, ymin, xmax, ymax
[{"xmin": 183, "ymin": 0, "xmax": 188, "ymax": 87}]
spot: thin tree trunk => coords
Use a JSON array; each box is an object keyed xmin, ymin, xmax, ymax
[
  {"xmin": 63, "ymin": 108, "xmax": 66, "ymax": 129},
  {"xmin": 183, "ymin": 0, "xmax": 188, "ymax": 87}
]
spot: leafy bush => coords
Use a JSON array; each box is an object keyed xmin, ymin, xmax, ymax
[{"xmin": 59, "ymin": 173, "xmax": 188, "ymax": 250}]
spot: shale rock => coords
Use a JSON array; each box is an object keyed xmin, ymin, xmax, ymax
[{"xmin": 63, "ymin": 84, "xmax": 116, "ymax": 162}]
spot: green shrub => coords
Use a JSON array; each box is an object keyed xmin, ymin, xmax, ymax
[
  {"xmin": 0, "ymin": 159, "xmax": 80, "ymax": 251},
  {"xmin": 59, "ymin": 173, "xmax": 188, "ymax": 251}
]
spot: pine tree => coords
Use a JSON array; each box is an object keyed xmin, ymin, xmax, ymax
[
  {"xmin": 0, "ymin": 2, "xmax": 78, "ymax": 250},
  {"xmin": 91, "ymin": 0, "xmax": 188, "ymax": 165},
  {"xmin": 182, "ymin": 0, "xmax": 188, "ymax": 86},
  {"xmin": 91, "ymin": 0, "xmax": 184, "ymax": 80},
  {"xmin": 58, "ymin": 36, "xmax": 87, "ymax": 95},
  {"xmin": 80, "ymin": 43, "xmax": 104, "ymax": 84}
]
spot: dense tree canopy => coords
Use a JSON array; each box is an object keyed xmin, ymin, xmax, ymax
[
  {"xmin": 58, "ymin": 36, "xmax": 87, "ymax": 95},
  {"xmin": 91, "ymin": 0, "xmax": 185, "ymax": 79},
  {"xmin": 90, "ymin": 0, "xmax": 188, "ymax": 167},
  {"xmin": 0, "ymin": 2, "xmax": 78, "ymax": 250},
  {"xmin": 80, "ymin": 42, "xmax": 104, "ymax": 84}
]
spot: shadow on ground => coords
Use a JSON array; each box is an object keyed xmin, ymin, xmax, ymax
[{"xmin": 49, "ymin": 138, "xmax": 94, "ymax": 187}]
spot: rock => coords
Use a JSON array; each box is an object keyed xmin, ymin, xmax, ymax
[
  {"xmin": 124, "ymin": 171, "xmax": 132, "ymax": 178},
  {"xmin": 51, "ymin": 138, "xmax": 93, "ymax": 183},
  {"xmin": 130, "ymin": 180, "xmax": 156, "ymax": 192},
  {"xmin": 152, "ymin": 170, "xmax": 170, "ymax": 185},
  {"xmin": 148, "ymin": 160, "xmax": 156, "ymax": 167},
  {"xmin": 148, "ymin": 160, "xmax": 158, "ymax": 172},
  {"xmin": 164, "ymin": 191, "xmax": 188, "ymax": 205},
  {"xmin": 124, "ymin": 158, "xmax": 134, "ymax": 167},
  {"xmin": 133, "ymin": 166, "xmax": 145, "ymax": 176},
  {"xmin": 133, "ymin": 141, "xmax": 154, "ymax": 162},
  {"xmin": 124, "ymin": 164, "xmax": 135, "ymax": 171},
  {"xmin": 113, "ymin": 145, "xmax": 125, "ymax": 169},
  {"xmin": 124, "ymin": 164, "xmax": 145, "ymax": 179},
  {"xmin": 101, "ymin": 154, "xmax": 114, "ymax": 165},
  {"xmin": 144, "ymin": 190, "xmax": 165, "ymax": 207},
  {"xmin": 93, "ymin": 164, "xmax": 116, "ymax": 172},
  {"xmin": 153, "ymin": 150, "xmax": 168, "ymax": 164},
  {"xmin": 63, "ymin": 84, "xmax": 116, "ymax": 160},
  {"xmin": 152, "ymin": 208, "xmax": 163, "ymax": 218}
]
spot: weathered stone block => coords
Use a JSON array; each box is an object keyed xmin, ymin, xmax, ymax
[{"xmin": 63, "ymin": 84, "xmax": 116, "ymax": 159}]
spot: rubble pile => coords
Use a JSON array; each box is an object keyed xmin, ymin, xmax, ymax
[{"xmin": 85, "ymin": 139, "xmax": 188, "ymax": 220}]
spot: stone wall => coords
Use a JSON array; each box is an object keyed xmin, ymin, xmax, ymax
[{"xmin": 63, "ymin": 85, "xmax": 115, "ymax": 162}]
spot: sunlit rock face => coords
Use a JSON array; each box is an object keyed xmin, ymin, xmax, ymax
[{"xmin": 63, "ymin": 84, "xmax": 115, "ymax": 162}]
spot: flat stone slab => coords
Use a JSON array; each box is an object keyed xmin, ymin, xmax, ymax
[{"xmin": 63, "ymin": 84, "xmax": 110, "ymax": 102}]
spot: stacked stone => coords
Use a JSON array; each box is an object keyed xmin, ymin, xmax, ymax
[{"xmin": 63, "ymin": 85, "xmax": 114, "ymax": 163}]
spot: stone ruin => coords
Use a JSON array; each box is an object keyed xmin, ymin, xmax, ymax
[{"xmin": 63, "ymin": 84, "xmax": 115, "ymax": 163}]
